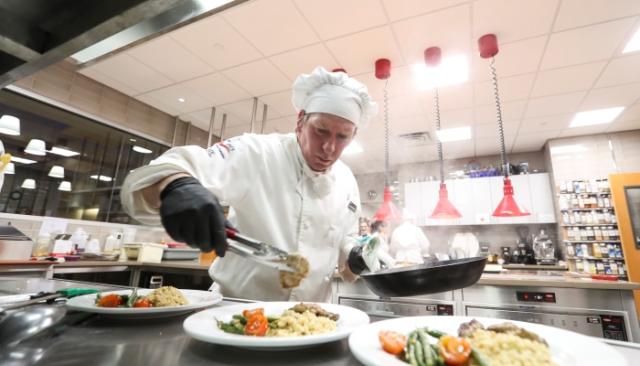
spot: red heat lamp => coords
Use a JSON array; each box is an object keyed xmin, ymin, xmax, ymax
[
  {"xmin": 479, "ymin": 34, "xmax": 529, "ymax": 217},
  {"xmin": 425, "ymin": 46, "xmax": 462, "ymax": 219},
  {"xmin": 373, "ymin": 186, "xmax": 402, "ymax": 221},
  {"xmin": 372, "ymin": 58, "xmax": 401, "ymax": 222}
]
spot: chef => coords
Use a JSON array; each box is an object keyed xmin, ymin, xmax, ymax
[
  {"xmin": 389, "ymin": 210, "xmax": 430, "ymax": 265},
  {"xmin": 121, "ymin": 67, "xmax": 376, "ymax": 302}
]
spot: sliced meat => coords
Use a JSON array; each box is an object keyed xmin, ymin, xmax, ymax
[
  {"xmin": 458, "ymin": 319, "xmax": 485, "ymax": 338},
  {"xmin": 290, "ymin": 303, "xmax": 339, "ymax": 321},
  {"xmin": 487, "ymin": 322, "xmax": 548, "ymax": 346}
]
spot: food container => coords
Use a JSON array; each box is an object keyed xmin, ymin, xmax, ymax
[
  {"xmin": 161, "ymin": 247, "xmax": 199, "ymax": 260},
  {"xmin": 0, "ymin": 225, "xmax": 34, "ymax": 260},
  {"xmin": 122, "ymin": 243, "xmax": 165, "ymax": 263}
]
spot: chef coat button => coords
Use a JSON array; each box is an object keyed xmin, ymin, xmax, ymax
[
  {"xmin": 324, "ymin": 275, "xmax": 330, "ymax": 282},
  {"xmin": 302, "ymin": 222, "xmax": 309, "ymax": 230}
]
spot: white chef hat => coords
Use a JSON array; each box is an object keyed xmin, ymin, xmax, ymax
[{"xmin": 292, "ymin": 67, "xmax": 377, "ymax": 127}]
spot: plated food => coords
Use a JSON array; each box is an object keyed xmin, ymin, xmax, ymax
[
  {"xmin": 379, "ymin": 319, "xmax": 555, "ymax": 366},
  {"xmin": 183, "ymin": 301, "xmax": 369, "ymax": 349},
  {"xmin": 95, "ymin": 286, "xmax": 188, "ymax": 308},
  {"xmin": 348, "ymin": 316, "xmax": 626, "ymax": 366},
  {"xmin": 218, "ymin": 303, "xmax": 338, "ymax": 337}
]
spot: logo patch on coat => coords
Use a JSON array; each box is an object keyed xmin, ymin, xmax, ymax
[
  {"xmin": 348, "ymin": 201, "xmax": 357, "ymax": 212},
  {"xmin": 207, "ymin": 139, "xmax": 238, "ymax": 159}
]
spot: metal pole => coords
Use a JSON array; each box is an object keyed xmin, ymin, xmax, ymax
[
  {"xmin": 171, "ymin": 116, "xmax": 180, "ymax": 147},
  {"xmin": 260, "ymin": 104, "xmax": 268, "ymax": 134},
  {"xmin": 207, "ymin": 107, "xmax": 216, "ymax": 147},
  {"xmin": 184, "ymin": 121, "xmax": 191, "ymax": 145},
  {"xmin": 220, "ymin": 114, "xmax": 227, "ymax": 141},
  {"xmin": 249, "ymin": 97, "xmax": 258, "ymax": 133}
]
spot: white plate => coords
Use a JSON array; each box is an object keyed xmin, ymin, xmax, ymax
[
  {"xmin": 183, "ymin": 302, "xmax": 369, "ymax": 349},
  {"xmin": 66, "ymin": 289, "xmax": 222, "ymax": 318},
  {"xmin": 349, "ymin": 316, "xmax": 627, "ymax": 366}
]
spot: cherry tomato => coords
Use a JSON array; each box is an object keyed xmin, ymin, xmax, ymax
[
  {"xmin": 439, "ymin": 335, "xmax": 471, "ymax": 365},
  {"xmin": 242, "ymin": 308, "xmax": 264, "ymax": 318},
  {"xmin": 244, "ymin": 313, "xmax": 268, "ymax": 336},
  {"xmin": 97, "ymin": 294, "xmax": 124, "ymax": 308},
  {"xmin": 133, "ymin": 298, "xmax": 152, "ymax": 308},
  {"xmin": 379, "ymin": 330, "xmax": 407, "ymax": 356}
]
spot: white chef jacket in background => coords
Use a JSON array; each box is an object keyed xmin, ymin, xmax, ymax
[
  {"xmin": 120, "ymin": 133, "xmax": 361, "ymax": 302},
  {"xmin": 389, "ymin": 221, "xmax": 430, "ymax": 264}
]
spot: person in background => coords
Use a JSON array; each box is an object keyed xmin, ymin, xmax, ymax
[
  {"xmin": 389, "ymin": 210, "xmax": 430, "ymax": 266},
  {"xmin": 360, "ymin": 219, "xmax": 395, "ymax": 272},
  {"xmin": 358, "ymin": 217, "xmax": 371, "ymax": 238},
  {"xmin": 120, "ymin": 67, "xmax": 377, "ymax": 302}
]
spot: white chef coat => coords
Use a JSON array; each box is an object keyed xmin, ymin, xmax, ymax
[
  {"xmin": 389, "ymin": 221, "xmax": 430, "ymax": 264},
  {"xmin": 120, "ymin": 133, "xmax": 361, "ymax": 302}
]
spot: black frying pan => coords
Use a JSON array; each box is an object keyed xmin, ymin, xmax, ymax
[{"xmin": 359, "ymin": 257, "xmax": 487, "ymax": 297}]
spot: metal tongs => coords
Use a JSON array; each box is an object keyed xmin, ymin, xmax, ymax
[{"xmin": 225, "ymin": 226, "xmax": 295, "ymax": 272}]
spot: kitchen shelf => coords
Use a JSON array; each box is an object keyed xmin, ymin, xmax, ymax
[
  {"xmin": 563, "ymin": 240, "xmax": 621, "ymax": 243},
  {"xmin": 561, "ymin": 224, "xmax": 616, "ymax": 227},
  {"xmin": 566, "ymin": 256, "xmax": 625, "ymax": 261},
  {"xmin": 558, "ymin": 192, "xmax": 611, "ymax": 196},
  {"xmin": 560, "ymin": 208, "xmax": 614, "ymax": 212}
]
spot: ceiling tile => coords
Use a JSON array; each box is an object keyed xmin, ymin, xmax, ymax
[
  {"xmin": 475, "ymin": 100, "xmax": 527, "ymax": 124},
  {"xmin": 180, "ymin": 73, "xmax": 251, "ymax": 106},
  {"xmin": 294, "ymin": 0, "xmax": 387, "ymax": 39},
  {"xmin": 523, "ymin": 92, "xmax": 586, "ymax": 118},
  {"xmin": 382, "ymin": 0, "xmax": 468, "ymax": 22},
  {"xmin": 558, "ymin": 124, "xmax": 609, "ymax": 137},
  {"xmin": 222, "ymin": 59, "xmax": 291, "ymax": 96},
  {"xmin": 222, "ymin": 0, "xmax": 318, "ymax": 56},
  {"xmin": 530, "ymin": 61, "xmax": 606, "ymax": 97},
  {"xmin": 356, "ymin": 66, "xmax": 418, "ymax": 100},
  {"xmin": 136, "ymin": 83, "xmax": 212, "ymax": 115},
  {"xmin": 595, "ymin": 53, "xmax": 640, "ymax": 88},
  {"xmin": 269, "ymin": 44, "xmax": 338, "ymax": 80},
  {"xmin": 170, "ymin": 16, "xmax": 262, "ymax": 70},
  {"xmin": 391, "ymin": 4, "xmax": 471, "ymax": 65},
  {"xmin": 473, "ymin": 120, "xmax": 520, "ymax": 139},
  {"xmin": 326, "ymin": 26, "xmax": 405, "ymax": 75},
  {"xmin": 617, "ymin": 103, "xmax": 640, "ymax": 122},
  {"xmin": 581, "ymin": 83, "xmax": 640, "ymax": 110},
  {"xmin": 260, "ymin": 90, "xmax": 296, "ymax": 118},
  {"xmin": 126, "ymin": 35, "xmax": 214, "ymax": 82},
  {"xmin": 473, "ymin": 0, "xmax": 558, "ymax": 43},
  {"xmin": 512, "ymin": 130, "xmax": 561, "ymax": 153},
  {"xmin": 519, "ymin": 114, "xmax": 572, "ymax": 132},
  {"xmin": 135, "ymin": 94, "xmax": 180, "ymax": 116},
  {"xmin": 386, "ymin": 95, "xmax": 428, "ymax": 119},
  {"xmin": 540, "ymin": 18, "xmax": 637, "ymax": 69},
  {"xmin": 182, "ymin": 108, "xmax": 215, "ymax": 131},
  {"xmin": 605, "ymin": 119, "xmax": 640, "ymax": 132},
  {"xmin": 475, "ymin": 73, "xmax": 536, "ymax": 105},
  {"xmin": 83, "ymin": 53, "xmax": 173, "ymax": 95},
  {"xmin": 78, "ymin": 68, "xmax": 138, "ymax": 96},
  {"xmin": 554, "ymin": 0, "xmax": 640, "ymax": 31},
  {"xmin": 438, "ymin": 108, "xmax": 475, "ymax": 127},
  {"xmin": 471, "ymin": 36, "xmax": 547, "ymax": 82}
]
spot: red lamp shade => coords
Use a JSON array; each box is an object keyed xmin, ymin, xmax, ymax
[
  {"xmin": 430, "ymin": 183, "xmax": 462, "ymax": 219},
  {"xmin": 373, "ymin": 186, "xmax": 401, "ymax": 222},
  {"xmin": 492, "ymin": 178, "xmax": 530, "ymax": 217}
]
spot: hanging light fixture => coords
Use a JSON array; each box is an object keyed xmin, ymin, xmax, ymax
[
  {"xmin": 48, "ymin": 165, "xmax": 65, "ymax": 178},
  {"xmin": 373, "ymin": 58, "xmax": 401, "ymax": 222},
  {"xmin": 425, "ymin": 47, "xmax": 462, "ymax": 219},
  {"xmin": 58, "ymin": 181, "xmax": 72, "ymax": 192},
  {"xmin": 24, "ymin": 139, "xmax": 47, "ymax": 156},
  {"xmin": 0, "ymin": 115, "xmax": 20, "ymax": 136},
  {"xmin": 21, "ymin": 179, "xmax": 36, "ymax": 189},
  {"xmin": 5, "ymin": 162, "xmax": 15, "ymax": 175},
  {"xmin": 478, "ymin": 34, "xmax": 529, "ymax": 217}
]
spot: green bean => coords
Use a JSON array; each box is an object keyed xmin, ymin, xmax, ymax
[
  {"xmin": 471, "ymin": 348, "xmax": 491, "ymax": 366},
  {"xmin": 413, "ymin": 336, "xmax": 426, "ymax": 366},
  {"xmin": 431, "ymin": 344, "xmax": 445, "ymax": 366},
  {"xmin": 417, "ymin": 329, "xmax": 434, "ymax": 366},
  {"xmin": 424, "ymin": 328, "xmax": 448, "ymax": 339},
  {"xmin": 406, "ymin": 332, "xmax": 419, "ymax": 366}
]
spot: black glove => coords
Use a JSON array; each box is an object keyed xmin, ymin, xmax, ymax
[
  {"xmin": 160, "ymin": 176, "xmax": 227, "ymax": 256},
  {"xmin": 347, "ymin": 245, "xmax": 368, "ymax": 275}
]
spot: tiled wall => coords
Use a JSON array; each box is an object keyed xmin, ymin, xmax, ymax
[
  {"xmin": 356, "ymin": 150, "xmax": 547, "ymax": 218},
  {"xmin": 10, "ymin": 61, "xmax": 215, "ymax": 148},
  {"xmin": 547, "ymin": 130, "xmax": 640, "ymax": 182}
]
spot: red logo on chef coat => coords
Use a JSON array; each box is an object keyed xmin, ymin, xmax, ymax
[{"xmin": 207, "ymin": 139, "xmax": 237, "ymax": 159}]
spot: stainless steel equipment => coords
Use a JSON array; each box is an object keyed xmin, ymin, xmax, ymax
[
  {"xmin": 0, "ymin": 225, "xmax": 34, "ymax": 260},
  {"xmin": 462, "ymin": 284, "xmax": 640, "ymax": 342},
  {"xmin": 533, "ymin": 229, "xmax": 557, "ymax": 265}
]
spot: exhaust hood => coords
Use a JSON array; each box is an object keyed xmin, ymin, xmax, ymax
[{"xmin": 0, "ymin": 0, "xmax": 240, "ymax": 88}]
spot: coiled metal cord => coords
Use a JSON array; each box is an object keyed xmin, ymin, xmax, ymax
[
  {"xmin": 490, "ymin": 57, "xmax": 508, "ymax": 176},
  {"xmin": 434, "ymin": 88, "xmax": 444, "ymax": 183},
  {"xmin": 384, "ymin": 79, "xmax": 390, "ymax": 186}
]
